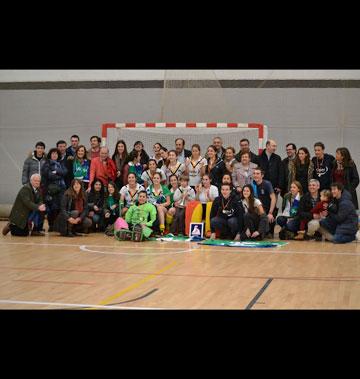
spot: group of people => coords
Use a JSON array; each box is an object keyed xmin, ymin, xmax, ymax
[{"xmin": 2, "ymin": 134, "xmax": 359, "ymax": 244}]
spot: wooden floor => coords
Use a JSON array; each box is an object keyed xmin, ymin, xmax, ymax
[{"xmin": 1, "ymin": 220, "xmax": 360, "ymax": 309}]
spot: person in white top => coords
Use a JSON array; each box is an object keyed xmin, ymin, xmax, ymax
[
  {"xmin": 150, "ymin": 142, "xmax": 164, "ymax": 167},
  {"xmin": 195, "ymin": 174, "xmax": 219, "ymax": 222},
  {"xmin": 161, "ymin": 150, "xmax": 186, "ymax": 184},
  {"xmin": 141, "ymin": 159, "xmax": 166, "ymax": 189},
  {"xmin": 240, "ymin": 184, "xmax": 269, "ymax": 240},
  {"xmin": 170, "ymin": 175, "xmax": 196, "ymax": 235},
  {"xmin": 184, "ymin": 144, "xmax": 207, "ymax": 188},
  {"xmin": 119, "ymin": 172, "xmax": 145, "ymax": 216}
]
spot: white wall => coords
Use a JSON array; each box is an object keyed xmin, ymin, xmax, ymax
[{"xmin": 1, "ymin": 70, "xmax": 360, "ymax": 82}]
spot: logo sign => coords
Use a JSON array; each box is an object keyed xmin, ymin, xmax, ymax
[{"xmin": 189, "ymin": 222, "xmax": 204, "ymax": 239}]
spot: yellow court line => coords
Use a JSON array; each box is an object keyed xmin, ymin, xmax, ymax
[{"xmin": 93, "ymin": 260, "xmax": 178, "ymax": 308}]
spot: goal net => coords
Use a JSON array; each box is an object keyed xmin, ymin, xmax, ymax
[{"xmin": 102, "ymin": 123, "xmax": 267, "ymax": 156}]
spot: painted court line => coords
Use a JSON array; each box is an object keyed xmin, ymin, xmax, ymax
[
  {"xmin": 0, "ymin": 242, "xmax": 195, "ymax": 250},
  {"xmin": 12, "ymin": 279, "xmax": 95, "ymax": 286},
  {"xmin": 79, "ymin": 245, "xmax": 196, "ymax": 256},
  {"xmin": 245, "ymin": 278, "xmax": 273, "ymax": 310},
  {"xmin": 0, "ymin": 299, "xmax": 164, "ymax": 310},
  {"xmin": 95, "ymin": 260, "xmax": 178, "ymax": 307}
]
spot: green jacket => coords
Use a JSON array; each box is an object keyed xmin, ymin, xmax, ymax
[
  {"xmin": 9, "ymin": 184, "xmax": 43, "ymax": 229},
  {"xmin": 125, "ymin": 202, "xmax": 157, "ymax": 227}
]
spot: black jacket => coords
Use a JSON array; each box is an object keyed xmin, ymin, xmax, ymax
[
  {"xmin": 210, "ymin": 192, "xmax": 243, "ymax": 220},
  {"xmin": 205, "ymin": 158, "xmax": 226, "ymax": 189},
  {"xmin": 331, "ymin": 162, "xmax": 359, "ymax": 209},
  {"xmin": 321, "ymin": 190, "xmax": 358, "ymax": 236},
  {"xmin": 298, "ymin": 192, "xmax": 321, "ymax": 222},
  {"xmin": 54, "ymin": 192, "xmax": 89, "ymax": 235},
  {"xmin": 312, "ymin": 153, "xmax": 335, "ymax": 190},
  {"xmin": 258, "ymin": 151, "xmax": 284, "ymax": 191}
]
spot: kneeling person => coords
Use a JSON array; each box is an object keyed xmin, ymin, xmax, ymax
[
  {"xmin": 3, "ymin": 174, "xmax": 46, "ymax": 236},
  {"xmin": 125, "ymin": 191, "xmax": 157, "ymax": 240}
]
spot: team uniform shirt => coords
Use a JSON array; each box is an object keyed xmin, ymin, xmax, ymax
[
  {"xmin": 141, "ymin": 169, "xmax": 166, "ymax": 186},
  {"xmin": 197, "ymin": 185, "xmax": 219, "ymax": 204},
  {"xmin": 146, "ymin": 184, "xmax": 171, "ymax": 205},
  {"xmin": 119, "ymin": 183, "xmax": 145, "ymax": 208},
  {"xmin": 161, "ymin": 162, "xmax": 186, "ymax": 184},
  {"xmin": 185, "ymin": 157, "xmax": 207, "ymax": 187},
  {"xmin": 173, "ymin": 186, "xmax": 196, "ymax": 207}
]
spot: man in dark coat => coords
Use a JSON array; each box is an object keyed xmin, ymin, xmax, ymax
[
  {"xmin": 258, "ymin": 139, "xmax": 284, "ymax": 194},
  {"xmin": 2, "ymin": 174, "xmax": 46, "ymax": 236},
  {"xmin": 175, "ymin": 138, "xmax": 191, "ymax": 164},
  {"xmin": 316, "ymin": 183, "xmax": 358, "ymax": 243}
]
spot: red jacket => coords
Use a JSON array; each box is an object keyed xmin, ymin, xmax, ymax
[
  {"xmin": 310, "ymin": 201, "xmax": 328, "ymax": 215},
  {"xmin": 89, "ymin": 157, "xmax": 117, "ymax": 187}
]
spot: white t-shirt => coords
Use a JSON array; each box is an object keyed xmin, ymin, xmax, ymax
[
  {"xmin": 197, "ymin": 185, "xmax": 219, "ymax": 204},
  {"xmin": 242, "ymin": 198, "xmax": 262, "ymax": 214},
  {"xmin": 141, "ymin": 169, "xmax": 166, "ymax": 186},
  {"xmin": 185, "ymin": 157, "xmax": 208, "ymax": 186},
  {"xmin": 161, "ymin": 162, "xmax": 186, "ymax": 184},
  {"xmin": 119, "ymin": 183, "xmax": 145, "ymax": 208}
]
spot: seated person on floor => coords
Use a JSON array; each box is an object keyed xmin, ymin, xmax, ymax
[
  {"xmin": 276, "ymin": 181, "xmax": 303, "ymax": 240},
  {"xmin": 240, "ymin": 184, "xmax": 269, "ymax": 241},
  {"xmin": 308, "ymin": 182, "xmax": 358, "ymax": 244},
  {"xmin": 210, "ymin": 183, "xmax": 244, "ymax": 241},
  {"xmin": 54, "ymin": 178, "xmax": 92, "ymax": 237},
  {"xmin": 295, "ymin": 188, "xmax": 331, "ymax": 240},
  {"xmin": 125, "ymin": 190, "xmax": 157, "ymax": 240}
]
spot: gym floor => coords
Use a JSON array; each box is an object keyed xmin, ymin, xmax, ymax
[{"xmin": 1, "ymin": 220, "xmax": 360, "ymax": 310}]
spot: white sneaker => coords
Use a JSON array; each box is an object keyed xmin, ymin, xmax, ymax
[{"xmin": 356, "ymin": 230, "xmax": 360, "ymax": 242}]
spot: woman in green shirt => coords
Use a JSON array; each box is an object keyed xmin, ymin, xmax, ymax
[
  {"xmin": 146, "ymin": 172, "xmax": 171, "ymax": 234},
  {"xmin": 125, "ymin": 191, "xmax": 157, "ymax": 238}
]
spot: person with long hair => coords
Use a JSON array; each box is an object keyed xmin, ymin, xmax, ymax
[
  {"xmin": 87, "ymin": 178, "xmax": 105, "ymax": 232},
  {"xmin": 195, "ymin": 174, "xmax": 219, "ymax": 218},
  {"xmin": 66, "ymin": 144, "xmax": 91, "ymax": 189},
  {"xmin": 165, "ymin": 174, "xmax": 179, "ymax": 230},
  {"xmin": 119, "ymin": 173, "xmax": 145, "ymax": 216},
  {"xmin": 161, "ymin": 150, "xmax": 186, "ymax": 184},
  {"xmin": 104, "ymin": 181, "xmax": 120, "ymax": 229},
  {"xmin": 221, "ymin": 173, "xmax": 237, "ymax": 196},
  {"xmin": 141, "ymin": 159, "xmax": 166, "ymax": 189},
  {"xmin": 205, "ymin": 145, "xmax": 226, "ymax": 190},
  {"xmin": 41, "ymin": 147, "xmax": 68, "ymax": 232},
  {"xmin": 240, "ymin": 184, "xmax": 269, "ymax": 241},
  {"xmin": 146, "ymin": 172, "xmax": 171, "ymax": 234},
  {"xmin": 223, "ymin": 146, "xmax": 236, "ymax": 174},
  {"xmin": 276, "ymin": 181, "xmax": 303, "ymax": 239},
  {"xmin": 54, "ymin": 178, "xmax": 91, "ymax": 237},
  {"xmin": 112, "ymin": 140, "xmax": 129, "ymax": 190},
  {"xmin": 331, "ymin": 147, "xmax": 359, "ymax": 209},
  {"xmin": 288, "ymin": 147, "xmax": 314, "ymax": 194},
  {"xmin": 232, "ymin": 151, "xmax": 258, "ymax": 195},
  {"xmin": 209, "ymin": 183, "xmax": 243, "ymax": 240},
  {"xmin": 150, "ymin": 142, "xmax": 164, "ymax": 167},
  {"xmin": 184, "ymin": 144, "xmax": 207, "ymax": 190},
  {"xmin": 158, "ymin": 146, "xmax": 169, "ymax": 169}
]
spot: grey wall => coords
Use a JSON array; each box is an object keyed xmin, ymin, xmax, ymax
[{"xmin": 1, "ymin": 87, "xmax": 359, "ymax": 204}]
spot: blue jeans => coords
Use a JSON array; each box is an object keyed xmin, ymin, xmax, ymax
[
  {"xmin": 276, "ymin": 216, "xmax": 300, "ymax": 233},
  {"xmin": 28, "ymin": 210, "xmax": 44, "ymax": 231},
  {"xmin": 333, "ymin": 234, "xmax": 356, "ymax": 244}
]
